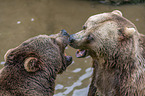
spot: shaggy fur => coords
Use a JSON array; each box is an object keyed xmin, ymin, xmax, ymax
[
  {"xmin": 0, "ymin": 30, "xmax": 72, "ymax": 96},
  {"xmin": 69, "ymin": 10, "xmax": 145, "ymax": 96}
]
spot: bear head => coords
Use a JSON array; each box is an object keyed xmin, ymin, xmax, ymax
[
  {"xmin": 4, "ymin": 29, "xmax": 72, "ymax": 74},
  {"xmin": 69, "ymin": 10, "xmax": 138, "ymax": 60}
]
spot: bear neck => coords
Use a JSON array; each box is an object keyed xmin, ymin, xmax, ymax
[
  {"xmin": 92, "ymin": 36, "xmax": 145, "ymax": 95},
  {"xmin": 99, "ymin": 38, "xmax": 138, "ymax": 72}
]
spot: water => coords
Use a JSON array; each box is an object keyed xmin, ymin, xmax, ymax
[{"xmin": 0, "ymin": 0, "xmax": 145, "ymax": 95}]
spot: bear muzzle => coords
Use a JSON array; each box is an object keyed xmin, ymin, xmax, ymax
[
  {"xmin": 69, "ymin": 34, "xmax": 75, "ymax": 43},
  {"xmin": 60, "ymin": 29, "xmax": 69, "ymax": 37}
]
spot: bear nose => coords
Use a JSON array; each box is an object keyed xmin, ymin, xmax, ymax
[
  {"xmin": 61, "ymin": 29, "xmax": 69, "ymax": 36},
  {"xmin": 69, "ymin": 35, "xmax": 75, "ymax": 43}
]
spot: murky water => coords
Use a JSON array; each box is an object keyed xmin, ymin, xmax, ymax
[{"xmin": 0, "ymin": 0, "xmax": 145, "ymax": 95}]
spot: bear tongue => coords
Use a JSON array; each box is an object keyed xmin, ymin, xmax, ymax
[{"xmin": 76, "ymin": 49, "xmax": 87, "ymax": 58}]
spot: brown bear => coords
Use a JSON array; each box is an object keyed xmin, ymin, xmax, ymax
[
  {"xmin": 0, "ymin": 30, "xmax": 72, "ymax": 96},
  {"xmin": 69, "ymin": 10, "xmax": 145, "ymax": 96}
]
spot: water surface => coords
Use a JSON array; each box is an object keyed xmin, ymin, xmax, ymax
[{"xmin": 0, "ymin": 0, "xmax": 145, "ymax": 95}]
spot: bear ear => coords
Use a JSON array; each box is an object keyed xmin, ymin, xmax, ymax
[
  {"xmin": 124, "ymin": 27, "xmax": 136, "ymax": 37},
  {"xmin": 4, "ymin": 48, "xmax": 13, "ymax": 62},
  {"xmin": 24, "ymin": 57, "xmax": 40, "ymax": 72},
  {"xmin": 112, "ymin": 10, "xmax": 122, "ymax": 16}
]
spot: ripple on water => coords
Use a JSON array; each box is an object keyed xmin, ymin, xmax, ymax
[
  {"xmin": 17, "ymin": 21, "xmax": 21, "ymax": 24},
  {"xmin": 31, "ymin": 18, "xmax": 34, "ymax": 21},
  {"xmin": 72, "ymin": 85, "xmax": 90, "ymax": 96},
  {"xmin": 54, "ymin": 67, "xmax": 93, "ymax": 96},
  {"xmin": 71, "ymin": 61, "xmax": 75, "ymax": 64},
  {"xmin": 0, "ymin": 62, "xmax": 5, "ymax": 65},
  {"xmin": 72, "ymin": 68, "xmax": 82, "ymax": 73},
  {"xmin": 55, "ymin": 84, "xmax": 64, "ymax": 90}
]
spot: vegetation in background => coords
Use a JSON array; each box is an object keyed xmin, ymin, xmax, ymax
[{"xmin": 90, "ymin": 0, "xmax": 145, "ymax": 5}]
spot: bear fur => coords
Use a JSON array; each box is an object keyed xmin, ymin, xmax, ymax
[
  {"xmin": 0, "ymin": 30, "xmax": 72, "ymax": 96},
  {"xmin": 69, "ymin": 10, "xmax": 145, "ymax": 96}
]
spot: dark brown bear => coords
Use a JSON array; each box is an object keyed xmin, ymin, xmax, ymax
[
  {"xmin": 0, "ymin": 30, "xmax": 72, "ymax": 96},
  {"xmin": 69, "ymin": 10, "xmax": 145, "ymax": 96}
]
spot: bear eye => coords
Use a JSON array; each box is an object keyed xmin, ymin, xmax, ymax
[
  {"xmin": 87, "ymin": 34, "xmax": 94, "ymax": 41},
  {"xmin": 83, "ymin": 26, "xmax": 87, "ymax": 30}
]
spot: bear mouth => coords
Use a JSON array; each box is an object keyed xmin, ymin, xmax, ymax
[{"xmin": 76, "ymin": 49, "xmax": 89, "ymax": 58}]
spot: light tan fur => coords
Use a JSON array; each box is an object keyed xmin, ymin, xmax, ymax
[{"xmin": 69, "ymin": 10, "xmax": 145, "ymax": 96}]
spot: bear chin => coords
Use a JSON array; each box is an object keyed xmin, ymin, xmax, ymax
[{"xmin": 65, "ymin": 55, "xmax": 72, "ymax": 65}]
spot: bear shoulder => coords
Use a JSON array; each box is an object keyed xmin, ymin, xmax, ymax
[{"xmin": 139, "ymin": 34, "xmax": 145, "ymax": 58}]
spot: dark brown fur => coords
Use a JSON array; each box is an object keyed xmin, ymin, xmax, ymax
[{"xmin": 0, "ymin": 31, "xmax": 72, "ymax": 96}]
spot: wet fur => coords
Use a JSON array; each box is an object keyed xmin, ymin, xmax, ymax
[
  {"xmin": 69, "ymin": 10, "xmax": 145, "ymax": 96},
  {"xmin": 0, "ymin": 34, "xmax": 71, "ymax": 96}
]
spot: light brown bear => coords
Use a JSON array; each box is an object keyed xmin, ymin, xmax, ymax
[
  {"xmin": 69, "ymin": 10, "xmax": 145, "ymax": 96},
  {"xmin": 0, "ymin": 30, "xmax": 72, "ymax": 96}
]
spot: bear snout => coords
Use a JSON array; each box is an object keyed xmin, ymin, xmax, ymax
[{"xmin": 60, "ymin": 29, "xmax": 69, "ymax": 37}]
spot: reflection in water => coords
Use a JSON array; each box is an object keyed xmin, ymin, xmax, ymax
[
  {"xmin": 55, "ymin": 84, "xmax": 64, "ymax": 90},
  {"xmin": 54, "ymin": 67, "xmax": 93, "ymax": 96},
  {"xmin": 72, "ymin": 68, "xmax": 82, "ymax": 73},
  {"xmin": 72, "ymin": 85, "xmax": 90, "ymax": 96},
  {"xmin": 0, "ymin": 0, "xmax": 145, "ymax": 95},
  {"xmin": 0, "ymin": 62, "xmax": 5, "ymax": 65}
]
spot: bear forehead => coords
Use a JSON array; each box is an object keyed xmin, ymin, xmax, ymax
[
  {"xmin": 23, "ymin": 35, "xmax": 50, "ymax": 44},
  {"xmin": 20, "ymin": 35, "xmax": 61, "ymax": 49},
  {"xmin": 86, "ymin": 13, "xmax": 112, "ymax": 24},
  {"xmin": 84, "ymin": 12, "xmax": 124, "ymax": 29},
  {"xmin": 4, "ymin": 35, "xmax": 57, "ymax": 58}
]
